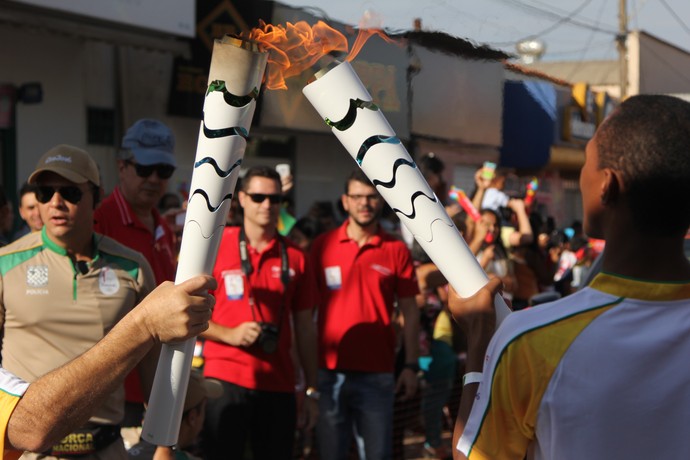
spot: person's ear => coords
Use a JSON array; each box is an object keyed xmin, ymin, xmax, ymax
[
  {"xmin": 600, "ymin": 169, "xmax": 621, "ymax": 205},
  {"xmin": 341, "ymin": 194, "xmax": 349, "ymax": 212}
]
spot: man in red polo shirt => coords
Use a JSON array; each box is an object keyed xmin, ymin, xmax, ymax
[
  {"xmin": 310, "ymin": 169, "xmax": 420, "ymax": 460},
  {"xmin": 95, "ymin": 119, "xmax": 178, "ymax": 284},
  {"xmin": 94, "ymin": 119, "xmax": 179, "ymax": 438},
  {"xmin": 201, "ymin": 166, "xmax": 319, "ymax": 460}
]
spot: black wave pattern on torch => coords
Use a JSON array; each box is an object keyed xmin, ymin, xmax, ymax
[
  {"xmin": 325, "ymin": 98, "xmax": 379, "ymax": 131},
  {"xmin": 188, "ymin": 158, "xmax": 243, "ymax": 212},
  {"xmin": 188, "ymin": 79, "xmax": 256, "ymax": 213},
  {"xmin": 372, "ymin": 158, "xmax": 438, "ymax": 220}
]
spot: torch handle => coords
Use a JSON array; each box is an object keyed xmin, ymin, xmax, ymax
[{"xmin": 141, "ymin": 339, "xmax": 196, "ymax": 446}]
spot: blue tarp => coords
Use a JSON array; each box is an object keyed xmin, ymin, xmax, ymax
[{"xmin": 500, "ymin": 80, "xmax": 557, "ymax": 169}]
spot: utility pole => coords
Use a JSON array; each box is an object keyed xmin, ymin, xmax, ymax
[{"xmin": 617, "ymin": 0, "xmax": 628, "ymax": 99}]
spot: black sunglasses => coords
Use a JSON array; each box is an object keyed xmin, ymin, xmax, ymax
[
  {"xmin": 246, "ymin": 193, "xmax": 282, "ymax": 205},
  {"xmin": 126, "ymin": 160, "xmax": 175, "ymax": 179},
  {"xmin": 36, "ymin": 185, "xmax": 84, "ymax": 204}
]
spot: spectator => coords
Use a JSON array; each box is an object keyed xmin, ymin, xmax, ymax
[
  {"xmin": 95, "ymin": 118, "xmax": 178, "ymax": 284},
  {"xmin": 201, "ymin": 166, "xmax": 318, "ymax": 460},
  {"xmin": 511, "ymin": 212, "xmax": 556, "ymax": 310},
  {"xmin": 288, "ymin": 215, "xmax": 325, "ymax": 253},
  {"xmin": 127, "ymin": 371, "xmax": 222, "ymax": 460},
  {"xmin": 549, "ymin": 230, "xmax": 577, "ymax": 297},
  {"xmin": 468, "ymin": 208, "xmax": 517, "ymax": 300},
  {"xmin": 13, "ymin": 182, "xmax": 43, "ymax": 240},
  {"xmin": 0, "ymin": 145, "xmax": 157, "ymax": 459},
  {"xmin": 310, "ymin": 169, "xmax": 420, "ymax": 460},
  {"xmin": 451, "ymin": 95, "xmax": 690, "ymax": 459},
  {"xmin": 158, "ymin": 192, "xmax": 182, "ymax": 214}
]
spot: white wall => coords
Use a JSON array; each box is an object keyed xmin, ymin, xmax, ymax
[
  {"xmin": 0, "ymin": 24, "xmax": 86, "ymax": 186},
  {"xmin": 411, "ymin": 46, "xmax": 503, "ymax": 147},
  {"xmin": 633, "ymin": 31, "xmax": 690, "ymax": 95}
]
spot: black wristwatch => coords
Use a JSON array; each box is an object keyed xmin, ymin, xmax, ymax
[{"xmin": 403, "ymin": 362, "xmax": 420, "ymax": 373}]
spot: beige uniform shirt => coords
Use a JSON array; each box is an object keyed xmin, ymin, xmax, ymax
[{"xmin": 0, "ymin": 229, "xmax": 155, "ymax": 425}]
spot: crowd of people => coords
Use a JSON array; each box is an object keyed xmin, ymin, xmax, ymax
[{"xmin": 0, "ymin": 94, "xmax": 689, "ymax": 460}]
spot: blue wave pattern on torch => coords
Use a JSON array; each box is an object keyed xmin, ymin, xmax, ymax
[{"xmin": 355, "ymin": 135, "xmax": 401, "ymax": 165}]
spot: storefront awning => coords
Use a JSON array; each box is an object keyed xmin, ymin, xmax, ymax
[{"xmin": 500, "ymin": 80, "xmax": 557, "ymax": 169}]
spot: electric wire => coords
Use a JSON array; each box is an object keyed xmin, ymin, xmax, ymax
[
  {"xmin": 658, "ymin": 0, "xmax": 690, "ymax": 36},
  {"xmin": 566, "ymin": 0, "xmax": 611, "ymax": 80}
]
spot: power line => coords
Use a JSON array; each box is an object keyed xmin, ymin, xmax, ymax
[
  {"xmin": 566, "ymin": 0, "xmax": 611, "ymax": 80},
  {"xmin": 658, "ymin": 0, "xmax": 690, "ymax": 36},
  {"xmin": 490, "ymin": 0, "xmax": 618, "ymax": 34},
  {"xmin": 518, "ymin": 0, "xmax": 595, "ymax": 41}
]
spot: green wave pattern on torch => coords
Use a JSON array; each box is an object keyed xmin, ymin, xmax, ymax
[
  {"xmin": 355, "ymin": 135, "xmax": 401, "ymax": 165},
  {"xmin": 207, "ymin": 80, "xmax": 259, "ymax": 107},
  {"xmin": 325, "ymin": 99, "xmax": 379, "ymax": 131},
  {"xmin": 202, "ymin": 123, "xmax": 248, "ymax": 139}
]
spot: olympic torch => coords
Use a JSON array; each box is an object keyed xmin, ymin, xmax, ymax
[
  {"xmin": 142, "ymin": 36, "xmax": 268, "ymax": 446},
  {"xmin": 303, "ymin": 61, "xmax": 510, "ymax": 323}
]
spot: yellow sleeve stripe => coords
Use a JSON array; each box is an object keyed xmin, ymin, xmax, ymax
[
  {"xmin": 0, "ymin": 392, "xmax": 22, "ymax": 460},
  {"xmin": 468, "ymin": 299, "xmax": 620, "ymax": 459}
]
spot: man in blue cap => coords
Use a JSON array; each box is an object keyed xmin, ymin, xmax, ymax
[
  {"xmin": 96, "ymin": 118, "xmax": 178, "ymax": 286},
  {"xmin": 94, "ymin": 119, "xmax": 180, "ymax": 440}
]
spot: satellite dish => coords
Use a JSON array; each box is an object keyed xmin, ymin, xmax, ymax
[{"xmin": 516, "ymin": 39, "xmax": 546, "ymax": 63}]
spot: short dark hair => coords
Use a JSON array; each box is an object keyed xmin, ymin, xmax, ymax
[
  {"xmin": 344, "ymin": 169, "xmax": 373, "ymax": 193},
  {"xmin": 418, "ymin": 153, "xmax": 445, "ymax": 178},
  {"xmin": 18, "ymin": 182, "xmax": 38, "ymax": 200},
  {"xmin": 293, "ymin": 216, "xmax": 324, "ymax": 240},
  {"xmin": 240, "ymin": 165, "xmax": 281, "ymax": 192},
  {"xmin": 596, "ymin": 95, "xmax": 690, "ymax": 236}
]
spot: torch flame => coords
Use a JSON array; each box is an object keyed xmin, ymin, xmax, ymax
[{"xmin": 245, "ymin": 19, "xmax": 399, "ymax": 90}]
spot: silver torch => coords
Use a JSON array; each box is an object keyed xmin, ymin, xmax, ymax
[
  {"xmin": 302, "ymin": 61, "xmax": 511, "ymax": 324},
  {"xmin": 142, "ymin": 36, "xmax": 268, "ymax": 446}
]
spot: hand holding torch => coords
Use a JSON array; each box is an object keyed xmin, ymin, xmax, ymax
[{"xmin": 142, "ymin": 36, "xmax": 267, "ymax": 446}]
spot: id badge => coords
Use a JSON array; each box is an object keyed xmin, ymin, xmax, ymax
[
  {"xmin": 222, "ymin": 269, "xmax": 245, "ymax": 300},
  {"xmin": 325, "ymin": 266, "xmax": 342, "ymax": 290}
]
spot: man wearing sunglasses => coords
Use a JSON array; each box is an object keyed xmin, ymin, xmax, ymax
[
  {"xmin": 0, "ymin": 145, "xmax": 157, "ymax": 459},
  {"xmin": 201, "ymin": 166, "xmax": 319, "ymax": 460},
  {"xmin": 94, "ymin": 119, "xmax": 178, "ymax": 285},
  {"xmin": 93, "ymin": 119, "xmax": 179, "ymax": 436}
]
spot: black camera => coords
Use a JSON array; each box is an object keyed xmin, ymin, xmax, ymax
[{"xmin": 256, "ymin": 322, "xmax": 279, "ymax": 354}]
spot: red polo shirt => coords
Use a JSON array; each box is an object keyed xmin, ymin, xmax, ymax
[
  {"xmin": 94, "ymin": 186, "xmax": 177, "ymax": 284},
  {"xmin": 310, "ymin": 220, "xmax": 419, "ymax": 373},
  {"xmin": 94, "ymin": 186, "xmax": 178, "ymax": 403},
  {"xmin": 203, "ymin": 226, "xmax": 317, "ymax": 393}
]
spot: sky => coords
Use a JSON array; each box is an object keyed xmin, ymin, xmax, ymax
[{"xmin": 278, "ymin": 0, "xmax": 690, "ymax": 62}]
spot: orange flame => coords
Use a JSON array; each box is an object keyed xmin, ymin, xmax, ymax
[
  {"xmin": 245, "ymin": 19, "xmax": 399, "ymax": 90},
  {"xmin": 346, "ymin": 28, "xmax": 397, "ymax": 63}
]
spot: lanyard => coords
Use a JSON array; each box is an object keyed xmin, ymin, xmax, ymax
[{"xmin": 238, "ymin": 227, "xmax": 289, "ymax": 327}]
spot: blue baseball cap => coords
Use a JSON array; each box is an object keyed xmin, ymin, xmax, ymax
[{"xmin": 121, "ymin": 119, "xmax": 176, "ymax": 167}]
